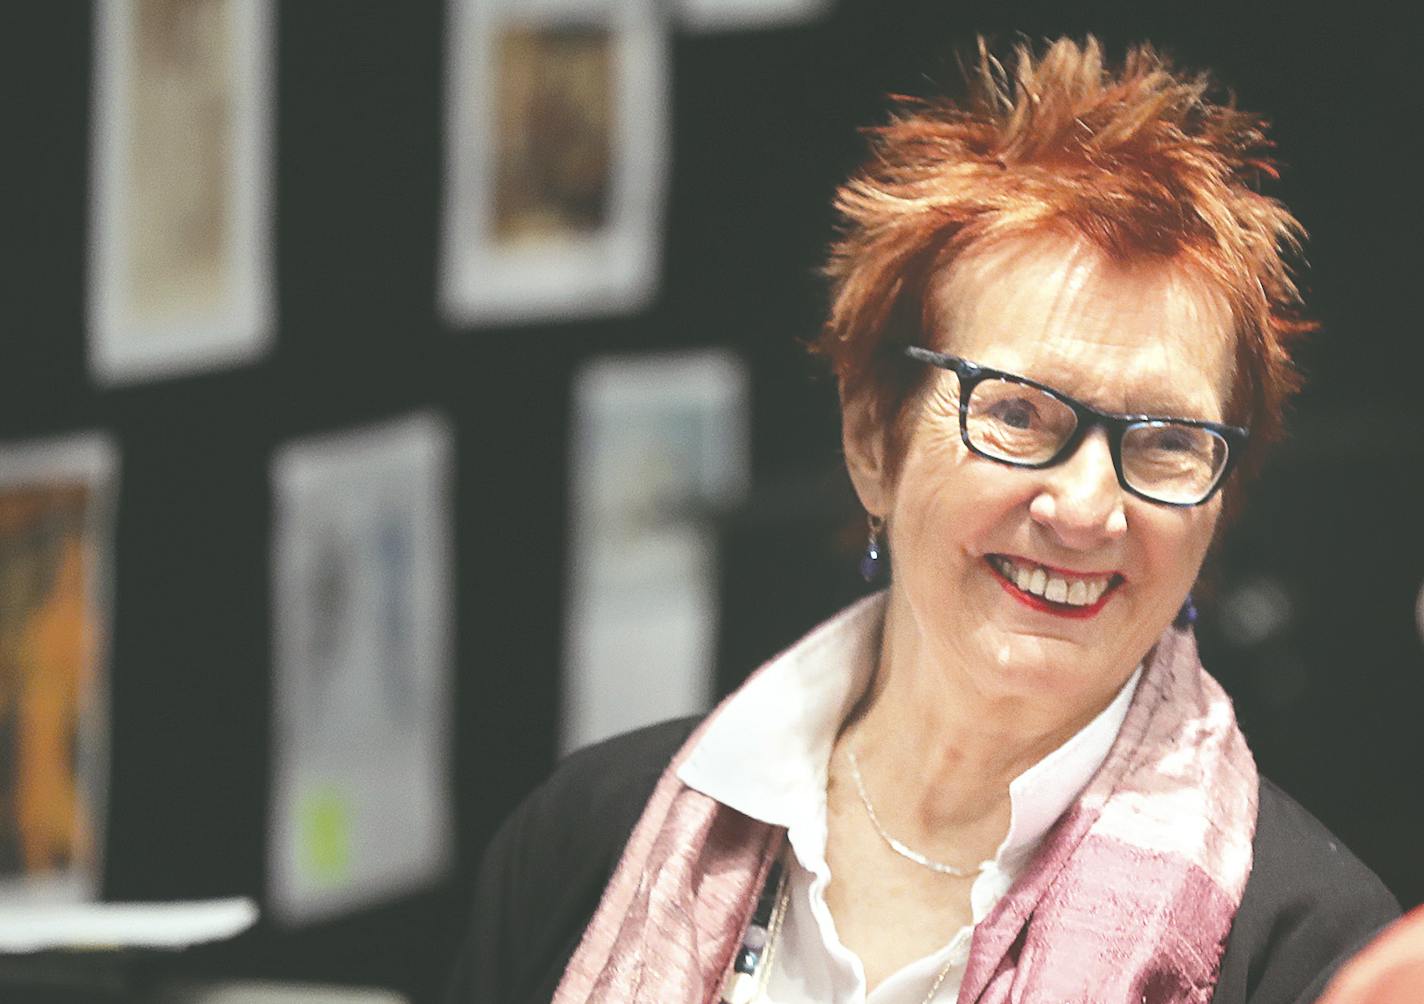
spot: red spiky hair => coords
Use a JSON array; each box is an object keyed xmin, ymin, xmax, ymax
[{"xmin": 815, "ymin": 36, "xmax": 1313, "ymax": 493}]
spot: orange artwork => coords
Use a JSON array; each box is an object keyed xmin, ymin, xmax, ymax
[{"xmin": 0, "ymin": 485, "xmax": 98, "ymax": 884}]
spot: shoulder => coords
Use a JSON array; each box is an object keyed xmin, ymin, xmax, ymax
[
  {"xmin": 517, "ymin": 715, "xmax": 703, "ymax": 846},
  {"xmin": 1213, "ymin": 776, "xmax": 1400, "ymax": 1004},
  {"xmin": 1249, "ymin": 777, "xmax": 1395, "ymax": 910},
  {"xmin": 445, "ymin": 716, "xmax": 701, "ymax": 1004},
  {"xmin": 486, "ymin": 714, "xmax": 703, "ymax": 912}
]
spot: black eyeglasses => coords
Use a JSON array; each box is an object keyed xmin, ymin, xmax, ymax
[{"xmin": 903, "ymin": 346, "xmax": 1248, "ymax": 507}]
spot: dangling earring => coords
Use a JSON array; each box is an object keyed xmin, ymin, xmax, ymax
[
  {"xmin": 860, "ymin": 514, "xmax": 888, "ymax": 584},
  {"xmin": 1174, "ymin": 594, "xmax": 1198, "ymax": 630}
]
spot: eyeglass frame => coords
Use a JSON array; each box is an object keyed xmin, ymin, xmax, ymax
[{"xmin": 902, "ymin": 345, "xmax": 1249, "ymax": 507}]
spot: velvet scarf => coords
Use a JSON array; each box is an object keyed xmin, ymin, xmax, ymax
[{"xmin": 551, "ymin": 620, "xmax": 1258, "ymax": 1004}]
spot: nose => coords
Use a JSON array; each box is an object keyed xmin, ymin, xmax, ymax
[{"xmin": 1028, "ymin": 427, "xmax": 1128, "ymax": 548}]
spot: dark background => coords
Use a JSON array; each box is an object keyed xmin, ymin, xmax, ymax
[{"xmin": 5, "ymin": 1, "xmax": 1423, "ymax": 1001}]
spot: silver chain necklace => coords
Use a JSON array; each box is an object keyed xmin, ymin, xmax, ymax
[{"xmin": 845, "ymin": 747, "xmax": 989, "ymax": 879}]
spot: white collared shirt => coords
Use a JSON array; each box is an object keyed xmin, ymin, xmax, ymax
[{"xmin": 678, "ymin": 593, "xmax": 1140, "ymax": 1004}]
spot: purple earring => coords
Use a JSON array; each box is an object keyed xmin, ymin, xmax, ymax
[
  {"xmin": 1174, "ymin": 594, "xmax": 1198, "ymax": 630},
  {"xmin": 859, "ymin": 514, "xmax": 888, "ymax": 584}
]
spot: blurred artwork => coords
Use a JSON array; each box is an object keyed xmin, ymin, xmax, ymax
[
  {"xmin": 268, "ymin": 415, "xmax": 454, "ymax": 925},
  {"xmin": 0, "ymin": 435, "xmax": 118, "ymax": 905},
  {"xmin": 676, "ymin": 0, "xmax": 831, "ymax": 33},
  {"xmin": 561, "ymin": 351, "xmax": 749, "ymax": 753},
  {"xmin": 1416, "ymin": 577, "xmax": 1424, "ymax": 648},
  {"xmin": 440, "ymin": 0, "xmax": 667, "ymax": 324},
  {"xmin": 493, "ymin": 26, "xmax": 613, "ymax": 244},
  {"xmin": 89, "ymin": 0, "xmax": 274, "ymax": 384}
]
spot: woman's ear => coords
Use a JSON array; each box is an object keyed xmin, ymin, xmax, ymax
[{"xmin": 841, "ymin": 390, "xmax": 894, "ymax": 518}]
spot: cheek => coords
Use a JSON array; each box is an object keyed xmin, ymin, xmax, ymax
[
  {"xmin": 892, "ymin": 448, "xmax": 1035, "ymax": 571},
  {"xmin": 1183, "ymin": 500, "xmax": 1222, "ymax": 566},
  {"xmin": 1138, "ymin": 506, "xmax": 1218, "ymax": 592},
  {"xmin": 891, "ymin": 407, "xmax": 967, "ymax": 506},
  {"xmin": 887, "ymin": 447, "xmax": 966, "ymax": 570}
]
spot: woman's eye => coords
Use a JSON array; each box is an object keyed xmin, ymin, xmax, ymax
[
  {"xmin": 1151, "ymin": 429, "xmax": 1195, "ymax": 452},
  {"xmin": 989, "ymin": 399, "xmax": 1038, "ymax": 429}
]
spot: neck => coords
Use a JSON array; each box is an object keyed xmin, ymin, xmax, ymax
[{"xmin": 840, "ymin": 588, "xmax": 1121, "ymax": 834}]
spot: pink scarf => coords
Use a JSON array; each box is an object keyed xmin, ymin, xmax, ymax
[{"xmin": 553, "ymin": 620, "xmax": 1258, "ymax": 1004}]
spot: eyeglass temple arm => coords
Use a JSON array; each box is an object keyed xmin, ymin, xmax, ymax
[{"xmin": 903, "ymin": 345, "xmax": 975, "ymax": 374}]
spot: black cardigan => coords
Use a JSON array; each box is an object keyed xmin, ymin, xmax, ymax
[{"xmin": 446, "ymin": 718, "xmax": 1399, "ymax": 1004}]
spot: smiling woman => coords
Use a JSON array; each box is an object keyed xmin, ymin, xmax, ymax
[
  {"xmin": 843, "ymin": 234, "xmax": 1235, "ymax": 736},
  {"xmin": 446, "ymin": 36, "xmax": 1399, "ymax": 1004}
]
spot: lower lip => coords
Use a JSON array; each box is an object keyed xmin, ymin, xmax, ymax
[{"xmin": 987, "ymin": 559, "xmax": 1117, "ymax": 620}]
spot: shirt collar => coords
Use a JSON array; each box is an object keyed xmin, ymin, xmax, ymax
[
  {"xmin": 678, "ymin": 591, "xmax": 1140, "ymax": 863},
  {"xmin": 999, "ymin": 660, "xmax": 1139, "ymax": 863},
  {"xmin": 678, "ymin": 593, "xmax": 884, "ymax": 828}
]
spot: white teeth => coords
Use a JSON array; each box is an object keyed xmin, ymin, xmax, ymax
[{"xmin": 991, "ymin": 555, "xmax": 1114, "ymax": 607}]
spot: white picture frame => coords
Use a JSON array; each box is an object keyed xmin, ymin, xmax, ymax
[
  {"xmin": 561, "ymin": 350, "xmax": 749, "ymax": 754},
  {"xmin": 88, "ymin": 0, "xmax": 276, "ymax": 384},
  {"xmin": 675, "ymin": 0, "xmax": 831, "ymax": 33},
  {"xmin": 440, "ymin": 0, "xmax": 668, "ymax": 325},
  {"xmin": 0, "ymin": 432, "xmax": 120, "ymax": 906},
  {"xmin": 267, "ymin": 414, "xmax": 455, "ymax": 925}
]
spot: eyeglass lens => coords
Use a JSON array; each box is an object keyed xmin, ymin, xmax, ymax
[{"xmin": 964, "ymin": 378, "xmax": 1230, "ymax": 504}]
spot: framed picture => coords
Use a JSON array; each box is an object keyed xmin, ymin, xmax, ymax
[
  {"xmin": 440, "ymin": 0, "xmax": 668, "ymax": 324},
  {"xmin": 0, "ymin": 433, "xmax": 119, "ymax": 905},
  {"xmin": 88, "ymin": 0, "xmax": 275, "ymax": 384},
  {"xmin": 561, "ymin": 350, "xmax": 749, "ymax": 753},
  {"xmin": 676, "ymin": 0, "xmax": 831, "ymax": 33},
  {"xmin": 268, "ymin": 414, "xmax": 454, "ymax": 925}
]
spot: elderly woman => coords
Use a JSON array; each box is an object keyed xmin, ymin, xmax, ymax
[{"xmin": 448, "ymin": 37, "xmax": 1398, "ymax": 1004}]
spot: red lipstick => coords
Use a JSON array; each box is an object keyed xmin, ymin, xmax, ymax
[{"xmin": 986, "ymin": 557, "xmax": 1121, "ymax": 620}]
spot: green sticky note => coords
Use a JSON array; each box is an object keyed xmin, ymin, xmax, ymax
[{"xmin": 299, "ymin": 787, "xmax": 351, "ymax": 885}]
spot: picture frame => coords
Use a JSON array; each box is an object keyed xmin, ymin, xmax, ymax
[
  {"xmin": 88, "ymin": 0, "xmax": 276, "ymax": 384},
  {"xmin": 0, "ymin": 433, "xmax": 119, "ymax": 905},
  {"xmin": 676, "ymin": 0, "xmax": 831, "ymax": 33},
  {"xmin": 440, "ymin": 0, "xmax": 668, "ymax": 325},
  {"xmin": 561, "ymin": 350, "xmax": 749, "ymax": 753},
  {"xmin": 267, "ymin": 413, "xmax": 455, "ymax": 925}
]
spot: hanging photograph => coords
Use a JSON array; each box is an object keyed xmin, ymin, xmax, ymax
[
  {"xmin": 675, "ymin": 0, "xmax": 831, "ymax": 33},
  {"xmin": 440, "ymin": 0, "xmax": 668, "ymax": 324},
  {"xmin": 0, "ymin": 433, "xmax": 119, "ymax": 906},
  {"xmin": 88, "ymin": 0, "xmax": 275, "ymax": 384},
  {"xmin": 268, "ymin": 414, "xmax": 454, "ymax": 925},
  {"xmin": 561, "ymin": 350, "xmax": 749, "ymax": 754}
]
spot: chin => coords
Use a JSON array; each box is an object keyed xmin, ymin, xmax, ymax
[{"xmin": 970, "ymin": 629, "xmax": 1127, "ymax": 708}]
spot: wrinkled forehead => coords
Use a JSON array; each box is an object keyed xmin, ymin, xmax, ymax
[{"xmin": 927, "ymin": 233, "xmax": 1238, "ymax": 418}]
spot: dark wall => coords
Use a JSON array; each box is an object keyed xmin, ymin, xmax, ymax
[{"xmin": 5, "ymin": 2, "xmax": 1422, "ymax": 1001}]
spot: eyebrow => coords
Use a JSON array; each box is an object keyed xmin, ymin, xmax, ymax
[{"xmin": 1112, "ymin": 388, "xmax": 1222, "ymax": 421}]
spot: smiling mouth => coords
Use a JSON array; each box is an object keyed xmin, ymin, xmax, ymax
[{"xmin": 986, "ymin": 554, "xmax": 1124, "ymax": 619}]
